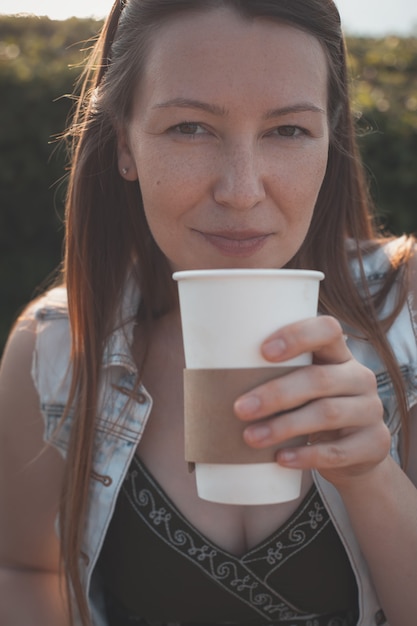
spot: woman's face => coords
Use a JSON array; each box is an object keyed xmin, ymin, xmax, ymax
[{"xmin": 120, "ymin": 7, "xmax": 330, "ymax": 271}]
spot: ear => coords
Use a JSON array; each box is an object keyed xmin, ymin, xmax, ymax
[{"xmin": 117, "ymin": 131, "xmax": 139, "ymax": 182}]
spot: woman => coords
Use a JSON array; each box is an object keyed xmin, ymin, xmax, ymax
[{"xmin": 0, "ymin": 0, "xmax": 416, "ymax": 625}]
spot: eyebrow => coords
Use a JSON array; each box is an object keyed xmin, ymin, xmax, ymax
[
  {"xmin": 264, "ymin": 103, "xmax": 326, "ymax": 119},
  {"xmin": 152, "ymin": 98, "xmax": 326, "ymax": 118},
  {"xmin": 153, "ymin": 98, "xmax": 226, "ymax": 116}
]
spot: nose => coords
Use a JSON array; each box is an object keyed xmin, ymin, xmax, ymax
[{"xmin": 213, "ymin": 142, "xmax": 266, "ymax": 210}]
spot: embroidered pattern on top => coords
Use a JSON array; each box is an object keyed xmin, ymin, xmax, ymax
[{"xmin": 121, "ymin": 457, "xmax": 355, "ymax": 625}]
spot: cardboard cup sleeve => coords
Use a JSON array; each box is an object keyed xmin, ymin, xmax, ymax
[{"xmin": 184, "ymin": 366, "xmax": 300, "ymax": 465}]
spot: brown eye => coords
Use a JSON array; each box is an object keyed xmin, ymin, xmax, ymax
[
  {"xmin": 176, "ymin": 122, "xmax": 201, "ymax": 134},
  {"xmin": 277, "ymin": 125, "xmax": 298, "ymax": 137}
]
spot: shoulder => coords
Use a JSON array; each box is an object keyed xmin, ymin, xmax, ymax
[
  {"xmin": 344, "ymin": 236, "xmax": 417, "ymax": 372},
  {"xmin": 0, "ymin": 286, "xmax": 74, "ymax": 457},
  {"xmin": 8, "ymin": 286, "xmax": 72, "ymax": 408},
  {"xmin": 0, "ymin": 296, "xmax": 65, "ymax": 573},
  {"xmin": 0, "ymin": 291, "xmax": 64, "ymax": 466},
  {"xmin": 26, "ymin": 285, "xmax": 69, "ymax": 322},
  {"xmin": 348, "ymin": 235, "xmax": 415, "ymax": 282},
  {"xmin": 28, "ymin": 287, "xmax": 72, "ymax": 403},
  {"xmin": 1, "ymin": 286, "xmax": 68, "ymax": 381}
]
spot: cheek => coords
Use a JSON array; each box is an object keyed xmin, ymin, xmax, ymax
[
  {"xmin": 137, "ymin": 145, "xmax": 201, "ymax": 205},
  {"xmin": 136, "ymin": 154, "xmax": 174, "ymax": 224},
  {"xmin": 136, "ymin": 148, "xmax": 211, "ymax": 240},
  {"xmin": 276, "ymin": 149, "xmax": 328, "ymax": 251},
  {"xmin": 290, "ymin": 149, "xmax": 328, "ymax": 209},
  {"xmin": 137, "ymin": 166, "xmax": 190, "ymax": 251}
]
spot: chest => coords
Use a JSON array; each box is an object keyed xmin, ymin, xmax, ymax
[{"xmin": 134, "ymin": 319, "xmax": 314, "ymax": 556}]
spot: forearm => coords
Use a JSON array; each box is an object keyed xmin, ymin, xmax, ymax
[
  {"xmin": 338, "ymin": 456, "xmax": 417, "ymax": 626},
  {"xmin": 0, "ymin": 567, "xmax": 70, "ymax": 626}
]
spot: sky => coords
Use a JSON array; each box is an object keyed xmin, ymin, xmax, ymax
[{"xmin": 0, "ymin": 0, "xmax": 417, "ymax": 36}]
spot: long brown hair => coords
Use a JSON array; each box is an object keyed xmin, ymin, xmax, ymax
[{"xmin": 60, "ymin": 0, "xmax": 414, "ymax": 622}]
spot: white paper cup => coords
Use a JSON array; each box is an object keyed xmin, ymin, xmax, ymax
[
  {"xmin": 173, "ymin": 269, "xmax": 324, "ymax": 505},
  {"xmin": 194, "ymin": 462, "xmax": 304, "ymax": 506}
]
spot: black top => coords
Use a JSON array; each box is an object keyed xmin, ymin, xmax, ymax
[{"xmin": 98, "ymin": 455, "xmax": 358, "ymax": 625}]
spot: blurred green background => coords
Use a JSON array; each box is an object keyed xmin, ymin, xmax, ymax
[{"xmin": 0, "ymin": 16, "xmax": 417, "ymax": 355}]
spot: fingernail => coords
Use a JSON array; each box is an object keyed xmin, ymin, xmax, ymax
[
  {"xmin": 234, "ymin": 395, "xmax": 261, "ymax": 416},
  {"xmin": 245, "ymin": 424, "xmax": 271, "ymax": 443},
  {"xmin": 277, "ymin": 450, "xmax": 297, "ymax": 464},
  {"xmin": 263, "ymin": 338, "xmax": 286, "ymax": 359}
]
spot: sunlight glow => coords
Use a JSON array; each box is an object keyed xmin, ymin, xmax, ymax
[{"xmin": 0, "ymin": 0, "xmax": 416, "ymax": 36}]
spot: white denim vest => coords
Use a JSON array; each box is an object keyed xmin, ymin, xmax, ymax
[{"xmin": 30, "ymin": 240, "xmax": 417, "ymax": 626}]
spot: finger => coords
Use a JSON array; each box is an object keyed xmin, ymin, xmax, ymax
[
  {"xmin": 275, "ymin": 423, "xmax": 391, "ymax": 480},
  {"xmin": 242, "ymin": 392, "xmax": 383, "ymax": 448},
  {"xmin": 261, "ymin": 315, "xmax": 350, "ymax": 365},
  {"xmin": 234, "ymin": 360, "xmax": 377, "ymax": 422}
]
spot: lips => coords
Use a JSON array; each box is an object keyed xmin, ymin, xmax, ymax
[{"xmin": 196, "ymin": 229, "xmax": 272, "ymax": 257}]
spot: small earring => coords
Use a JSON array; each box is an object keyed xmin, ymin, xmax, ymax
[{"xmin": 121, "ymin": 167, "xmax": 128, "ymax": 175}]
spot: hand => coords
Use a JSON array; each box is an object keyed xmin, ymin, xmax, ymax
[{"xmin": 233, "ymin": 315, "xmax": 391, "ymax": 488}]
